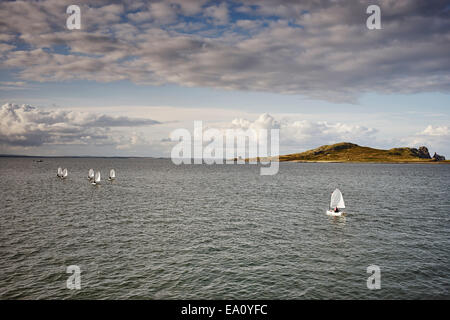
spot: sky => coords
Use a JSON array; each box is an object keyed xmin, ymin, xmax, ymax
[{"xmin": 0, "ymin": 0, "xmax": 449, "ymax": 157}]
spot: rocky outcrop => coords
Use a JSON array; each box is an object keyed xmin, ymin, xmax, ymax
[
  {"xmin": 432, "ymin": 152, "xmax": 446, "ymax": 161},
  {"xmin": 418, "ymin": 146, "xmax": 431, "ymax": 159},
  {"xmin": 410, "ymin": 146, "xmax": 431, "ymax": 159}
]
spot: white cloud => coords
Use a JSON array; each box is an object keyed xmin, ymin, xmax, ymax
[
  {"xmin": 421, "ymin": 125, "xmax": 449, "ymax": 136},
  {"xmin": 0, "ymin": 81, "xmax": 29, "ymax": 90},
  {"xmin": 175, "ymin": 0, "xmax": 207, "ymax": 16},
  {"xmin": 228, "ymin": 113, "xmax": 377, "ymax": 152},
  {"xmin": 282, "ymin": 120, "xmax": 377, "ymax": 147},
  {"xmin": 2, "ymin": 103, "xmax": 446, "ymax": 157},
  {"xmin": 231, "ymin": 113, "xmax": 280, "ymax": 131},
  {"xmin": 204, "ymin": 2, "xmax": 229, "ymax": 25},
  {"xmin": 147, "ymin": 1, "xmax": 178, "ymax": 24},
  {"xmin": 399, "ymin": 124, "xmax": 450, "ymax": 157},
  {"xmin": 114, "ymin": 131, "xmax": 149, "ymax": 150},
  {"xmin": 0, "ymin": 103, "xmax": 159, "ymax": 148}
]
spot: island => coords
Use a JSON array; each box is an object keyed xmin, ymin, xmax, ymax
[{"xmin": 276, "ymin": 142, "xmax": 448, "ymax": 163}]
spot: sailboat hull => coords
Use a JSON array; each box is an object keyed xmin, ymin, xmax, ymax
[{"xmin": 326, "ymin": 210, "xmax": 346, "ymax": 217}]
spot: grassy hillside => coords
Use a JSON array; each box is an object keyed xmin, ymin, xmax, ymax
[{"xmin": 278, "ymin": 142, "xmax": 449, "ymax": 163}]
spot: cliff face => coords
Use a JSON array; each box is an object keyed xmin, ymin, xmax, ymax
[
  {"xmin": 278, "ymin": 143, "xmax": 448, "ymax": 163},
  {"xmin": 411, "ymin": 146, "xmax": 431, "ymax": 159},
  {"xmin": 432, "ymin": 153, "xmax": 446, "ymax": 161}
]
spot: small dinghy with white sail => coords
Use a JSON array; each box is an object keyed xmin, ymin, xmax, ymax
[
  {"xmin": 92, "ymin": 171, "xmax": 101, "ymax": 185},
  {"xmin": 108, "ymin": 169, "xmax": 116, "ymax": 181},
  {"xmin": 57, "ymin": 167, "xmax": 63, "ymax": 178},
  {"xmin": 326, "ymin": 188, "xmax": 346, "ymax": 216},
  {"xmin": 62, "ymin": 168, "xmax": 68, "ymax": 179},
  {"xmin": 88, "ymin": 168, "xmax": 95, "ymax": 181}
]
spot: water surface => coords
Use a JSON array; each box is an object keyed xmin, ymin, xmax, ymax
[{"xmin": 0, "ymin": 158, "xmax": 449, "ymax": 299}]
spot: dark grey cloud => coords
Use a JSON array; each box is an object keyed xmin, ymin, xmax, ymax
[
  {"xmin": 0, "ymin": 103, "xmax": 160, "ymax": 147},
  {"xmin": 0, "ymin": 0, "xmax": 449, "ymax": 102}
]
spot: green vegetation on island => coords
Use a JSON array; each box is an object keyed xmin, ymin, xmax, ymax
[{"xmin": 277, "ymin": 142, "xmax": 449, "ymax": 163}]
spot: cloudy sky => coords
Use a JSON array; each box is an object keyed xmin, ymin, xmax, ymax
[{"xmin": 0, "ymin": 0, "xmax": 449, "ymax": 157}]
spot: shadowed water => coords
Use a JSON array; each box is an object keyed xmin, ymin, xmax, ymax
[{"xmin": 0, "ymin": 158, "xmax": 449, "ymax": 299}]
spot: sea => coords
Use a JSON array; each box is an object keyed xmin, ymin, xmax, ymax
[{"xmin": 0, "ymin": 158, "xmax": 449, "ymax": 299}]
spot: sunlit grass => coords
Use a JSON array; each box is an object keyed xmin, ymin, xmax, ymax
[{"xmin": 278, "ymin": 142, "xmax": 450, "ymax": 163}]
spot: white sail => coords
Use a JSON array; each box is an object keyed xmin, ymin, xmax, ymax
[
  {"xmin": 330, "ymin": 189, "xmax": 345, "ymax": 209},
  {"xmin": 62, "ymin": 168, "xmax": 68, "ymax": 178},
  {"xmin": 88, "ymin": 169, "xmax": 94, "ymax": 179},
  {"xmin": 109, "ymin": 169, "xmax": 115, "ymax": 179},
  {"xmin": 94, "ymin": 171, "xmax": 101, "ymax": 183},
  {"xmin": 57, "ymin": 167, "xmax": 63, "ymax": 177}
]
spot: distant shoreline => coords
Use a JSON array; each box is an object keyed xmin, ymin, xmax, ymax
[
  {"xmin": 0, "ymin": 155, "xmax": 169, "ymax": 159},
  {"xmin": 238, "ymin": 158, "xmax": 450, "ymax": 164},
  {"xmin": 2, "ymin": 156, "xmax": 449, "ymax": 164}
]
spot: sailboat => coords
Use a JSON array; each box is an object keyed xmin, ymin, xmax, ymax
[
  {"xmin": 88, "ymin": 168, "xmax": 95, "ymax": 181},
  {"xmin": 108, "ymin": 169, "xmax": 116, "ymax": 181},
  {"xmin": 57, "ymin": 167, "xmax": 63, "ymax": 178},
  {"xmin": 92, "ymin": 171, "xmax": 101, "ymax": 185},
  {"xmin": 62, "ymin": 168, "xmax": 68, "ymax": 179},
  {"xmin": 326, "ymin": 188, "xmax": 346, "ymax": 216}
]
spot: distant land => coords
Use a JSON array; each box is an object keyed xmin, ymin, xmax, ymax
[
  {"xmin": 277, "ymin": 142, "xmax": 449, "ymax": 163},
  {"xmin": 2, "ymin": 143, "xmax": 449, "ymax": 164},
  {"xmin": 0, "ymin": 155, "xmax": 161, "ymax": 159}
]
